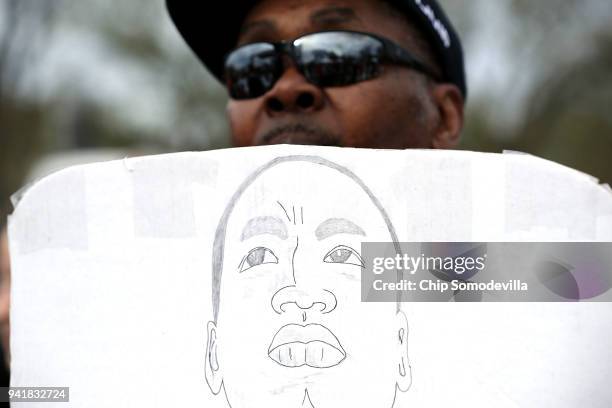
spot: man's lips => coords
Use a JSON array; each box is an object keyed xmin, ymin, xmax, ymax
[{"xmin": 268, "ymin": 323, "xmax": 346, "ymax": 368}]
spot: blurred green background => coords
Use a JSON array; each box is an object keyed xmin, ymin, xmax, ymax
[{"xmin": 1, "ymin": 0, "xmax": 611, "ymax": 221}]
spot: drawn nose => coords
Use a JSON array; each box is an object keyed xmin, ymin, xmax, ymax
[
  {"xmin": 271, "ymin": 285, "xmax": 337, "ymax": 315},
  {"xmin": 272, "ymin": 236, "xmax": 337, "ymax": 315}
]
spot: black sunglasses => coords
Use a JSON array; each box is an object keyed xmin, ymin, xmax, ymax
[{"xmin": 223, "ymin": 30, "xmax": 439, "ymax": 100}]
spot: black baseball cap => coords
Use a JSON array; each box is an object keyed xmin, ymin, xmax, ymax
[{"xmin": 166, "ymin": 0, "xmax": 467, "ymax": 98}]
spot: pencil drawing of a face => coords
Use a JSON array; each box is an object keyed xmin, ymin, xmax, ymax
[{"xmin": 206, "ymin": 156, "xmax": 411, "ymax": 408}]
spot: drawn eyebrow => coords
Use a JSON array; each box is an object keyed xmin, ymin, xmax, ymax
[
  {"xmin": 315, "ymin": 218, "xmax": 366, "ymax": 241},
  {"xmin": 241, "ymin": 216, "xmax": 288, "ymax": 241}
]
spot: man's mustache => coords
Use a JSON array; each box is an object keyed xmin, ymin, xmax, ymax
[{"xmin": 258, "ymin": 123, "xmax": 342, "ymax": 146}]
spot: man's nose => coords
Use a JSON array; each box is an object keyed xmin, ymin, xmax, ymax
[
  {"xmin": 271, "ymin": 285, "xmax": 337, "ymax": 315},
  {"xmin": 264, "ymin": 66, "xmax": 325, "ymax": 115}
]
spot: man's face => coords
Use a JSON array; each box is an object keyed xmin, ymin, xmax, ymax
[
  {"xmin": 213, "ymin": 162, "xmax": 407, "ymax": 408},
  {"xmin": 227, "ymin": 0, "xmax": 459, "ymax": 149}
]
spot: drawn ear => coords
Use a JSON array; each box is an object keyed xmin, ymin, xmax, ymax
[
  {"xmin": 205, "ymin": 321, "xmax": 223, "ymax": 394},
  {"xmin": 395, "ymin": 310, "xmax": 412, "ymax": 392}
]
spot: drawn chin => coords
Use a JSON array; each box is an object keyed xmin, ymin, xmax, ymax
[{"xmin": 268, "ymin": 341, "xmax": 346, "ymax": 368}]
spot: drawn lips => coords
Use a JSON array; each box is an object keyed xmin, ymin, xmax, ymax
[{"xmin": 268, "ymin": 323, "xmax": 346, "ymax": 368}]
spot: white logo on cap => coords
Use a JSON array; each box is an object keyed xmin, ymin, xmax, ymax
[{"xmin": 413, "ymin": 0, "xmax": 451, "ymax": 48}]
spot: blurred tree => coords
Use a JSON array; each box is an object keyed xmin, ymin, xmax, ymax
[
  {"xmin": 512, "ymin": 31, "xmax": 612, "ymax": 183},
  {"xmin": 0, "ymin": 0, "xmax": 56, "ymax": 218},
  {"xmin": 456, "ymin": 0, "xmax": 612, "ymax": 184},
  {"xmin": 0, "ymin": 0, "xmax": 230, "ymax": 219},
  {"xmin": 51, "ymin": 0, "xmax": 229, "ymax": 150}
]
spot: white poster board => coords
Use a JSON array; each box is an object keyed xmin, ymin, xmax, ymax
[{"xmin": 8, "ymin": 146, "xmax": 612, "ymax": 407}]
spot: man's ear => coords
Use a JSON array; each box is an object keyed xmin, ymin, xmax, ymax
[
  {"xmin": 430, "ymin": 84, "xmax": 464, "ymax": 149},
  {"xmin": 205, "ymin": 321, "xmax": 223, "ymax": 394},
  {"xmin": 395, "ymin": 310, "xmax": 412, "ymax": 392}
]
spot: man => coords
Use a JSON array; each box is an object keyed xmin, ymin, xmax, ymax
[
  {"xmin": 167, "ymin": 0, "xmax": 466, "ymax": 148},
  {"xmin": 206, "ymin": 156, "xmax": 411, "ymax": 408}
]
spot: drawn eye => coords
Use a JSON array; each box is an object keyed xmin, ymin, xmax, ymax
[
  {"xmin": 323, "ymin": 245, "xmax": 363, "ymax": 267},
  {"xmin": 239, "ymin": 247, "xmax": 279, "ymax": 272}
]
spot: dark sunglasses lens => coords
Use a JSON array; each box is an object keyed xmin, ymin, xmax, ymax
[
  {"xmin": 294, "ymin": 32, "xmax": 384, "ymax": 86},
  {"xmin": 224, "ymin": 43, "xmax": 280, "ymax": 99}
]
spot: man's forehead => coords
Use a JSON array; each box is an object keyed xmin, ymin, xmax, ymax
[
  {"xmin": 240, "ymin": 0, "xmax": 362, "ymax": 42},
  {"xmin": 243, "ymin": 0, "xmax": 359, "ymax": 25},
  {"xmin": 237, "ymin": 0, "xmax": 413, "ymax": 45}
]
